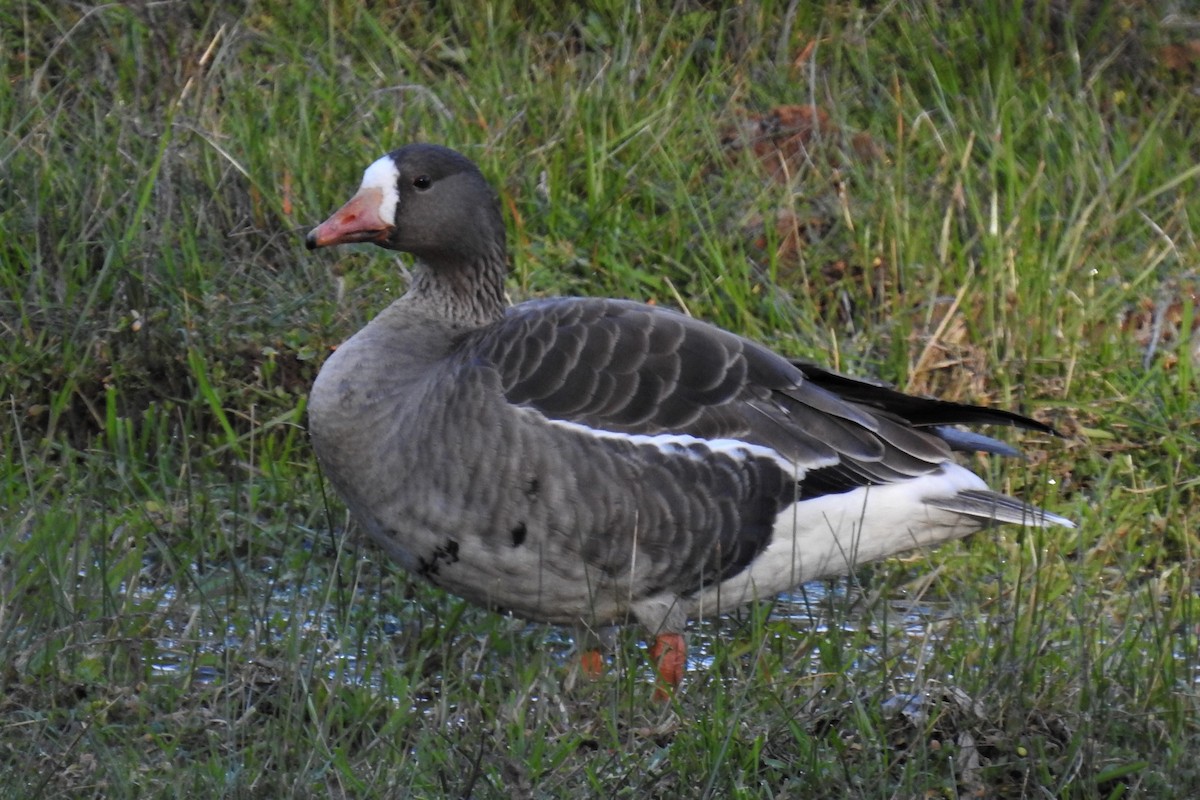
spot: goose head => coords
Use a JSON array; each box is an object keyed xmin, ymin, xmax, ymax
[{"xmin": 306, "ymin": 143, "xmax": 506, "ymax": 269}]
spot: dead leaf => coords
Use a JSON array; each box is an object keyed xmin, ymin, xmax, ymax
[{"xmin": 1157, "ymin": 41, "xmax": 1200, "ymax": 72}]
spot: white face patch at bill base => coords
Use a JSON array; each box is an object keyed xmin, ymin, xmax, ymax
[{"xmin": 360, "ymin": 156, "xmax": 401, "ymax": 226}]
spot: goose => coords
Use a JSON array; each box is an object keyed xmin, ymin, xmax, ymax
[{"xmin": 304, "ymin": 143, "xmax": 1074, "ymax": 694}]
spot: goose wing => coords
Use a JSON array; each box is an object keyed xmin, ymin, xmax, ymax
[{"xmin": 464, "ymin": 297, "xmax": 974, "ymax": 497}]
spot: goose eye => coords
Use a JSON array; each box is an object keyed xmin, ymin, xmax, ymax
[{"xmin": 413, "ymin": 175, "xmax": 432, "ymax": 190}]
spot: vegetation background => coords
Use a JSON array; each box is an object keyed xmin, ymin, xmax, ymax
[{"xmin": 2, "ymin": 1, "xmax": 1198, "ymax": 797}]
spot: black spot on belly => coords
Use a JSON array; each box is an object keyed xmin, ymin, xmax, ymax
[
  {"xmin": 524, "ymin": 476, "xmax": 540, "ymax": 500},
  {"xmin": 416, "ymin": 539, "xmax": 461, "ymax": 579},
  {"xmin": 510, "ymin": 522, "xmax": 528, "ymax": 548}
]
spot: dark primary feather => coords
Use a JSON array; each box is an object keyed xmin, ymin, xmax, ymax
[
  {"xmin": 796, "ymin": 361, "xmax": 1057, "ymax": 434},
  {"xmin": 796, "ymin": 360, "xmax": 1060, "ymax": 458}
]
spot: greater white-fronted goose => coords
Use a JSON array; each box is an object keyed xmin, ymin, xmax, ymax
[{"xmin": 305, "ymin": 143, "xmax": 1074, "ymax": 694}]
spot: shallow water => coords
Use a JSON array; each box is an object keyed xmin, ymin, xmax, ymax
[
  {"xmin": 131, "ymin": 565, "xmax": 1200, "ymax": 710},
  {"xmin": 136, "ymin": 575, "xmax": 959, "ymax": 696}
]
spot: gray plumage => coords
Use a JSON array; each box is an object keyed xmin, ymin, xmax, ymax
[{"xmin": 305, "ymin": 143, "xmax": 1073, "ymax": 649}]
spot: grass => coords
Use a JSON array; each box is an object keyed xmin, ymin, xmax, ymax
[{"xmin": 2, "ymin": 0, "xmax": 1199, "ymax": 796}]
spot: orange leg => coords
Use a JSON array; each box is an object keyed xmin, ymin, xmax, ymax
[
  {"xmin": 579, "ymin": 648, "xmax": 605, "ymax": 680},
  {"xmin": 649, "ymin": 633, "xmax": 687, "ymax": 701}
]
